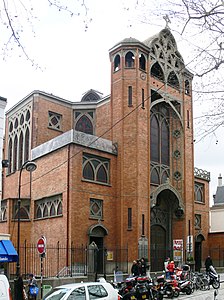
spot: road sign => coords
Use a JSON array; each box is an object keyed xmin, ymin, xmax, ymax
[{"xmin": 37, "ymin": 237, "xmax": 46, "ymax": 255}]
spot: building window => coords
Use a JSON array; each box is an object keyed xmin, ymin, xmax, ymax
[
  {"xmin": 142, "ymin": 89, "xmax": 145, "ymax": 109},
  {"xmin": 139, "ymin": 54, "xmax": 146, "ymax": 71},
  {"xmin": 194, "ymin": 182, "xmax": 205, "ymax": 203},
  {"xmin": 83, "ymin": 153, "xmax": 110, "ymax": 185},
  {"xmin": 90, "ymin": 198, "xmax": 103, "ymax": 219},
  {"xmin": 13, "ymin": 199, "xmax": 30, "ymax": 220},
  {"xmin": 142, "ymin": 214, "xmax": 145, "ymax": 236},
  {"xmin": 114, "ymin": 54, "xmax": 120, "ymax": 71},
  {"xmin": 128, "ymin": 86, "xmax": 133, "ymax": 107},
  {"xmin": 187, "ymin": 110, "xmax": 190, "ymax": 128},
  {"xmin": 0, "ymin": 200, "xmax": 7, "ymax": 222},
  {"xmin": 125, "ymin": 51, "xmax": 135, "ymax": 68},
  {"xmin": 7, "ymin": 106, "xmax": 31, "ymax": 174},
  {"xmin": 167, "ymin": 71, "xmax": 180, "ymax": 89},
  {"xmin": 185, "ymin": 80, "xmax": 190, "ymax": 95},
  {"xmin": 195, "ymin": 214, "xmax": 201, "ymax": 229},
  {"xmin": 75, "ymin": 115, "xmax": 93, "ymax": 135},
  {"xmin": 48, "ymin": 111, "xmax": 62, "ymax": 131},
  {"xmin": 35, "ymin": 194, "xmax": 63, "ymax": 219},
  {"xmin": 151, "ymin": 62, "xmax": 164, "ymax": 81},
  {"xmin": 150, "ymin": 104, "xmax": 170, "ymax": 166},
  {"xmin": 128, "ymin": 208, "xmax": 132, "ymax": 229}
]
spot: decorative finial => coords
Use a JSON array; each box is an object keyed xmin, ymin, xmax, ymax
[{"xmin": 163, "ymin": 14, "xmax": 171, "ymax": 29}]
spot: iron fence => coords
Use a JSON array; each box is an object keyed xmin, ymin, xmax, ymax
[{"xmin": 8, "ymin": 241, "xmax": 128, "ymax": 280}]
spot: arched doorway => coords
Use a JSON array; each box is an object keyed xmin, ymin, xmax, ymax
[
  {"xmin": 88, "ymin": 223, "xmax": 108, "ymax": 273},
  {"xmin": 195, "ymin": 234, "xmax": 205, "ymax": 271},
  {"xmin": 150, "ymin": 186, "xmax": 184, "ymax": 271}
]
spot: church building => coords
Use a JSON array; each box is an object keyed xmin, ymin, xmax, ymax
[{"xmin": 0, "ymin": 27, "xmax": 210, "ymax": 275}]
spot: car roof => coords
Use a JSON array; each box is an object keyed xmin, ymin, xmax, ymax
[{"xmin": 54, "ymin": 281, "xmax": 111, "ymax": 289}]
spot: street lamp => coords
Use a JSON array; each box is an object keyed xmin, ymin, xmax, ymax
[{"xmin": 15, "ymin": 160, "xmax": 37, "ymax": 283}]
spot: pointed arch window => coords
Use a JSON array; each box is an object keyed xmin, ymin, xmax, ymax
[
  {"xmin": 8, "ymin": 138, "xmax": 12, "ymax": 174},
  {"xmin": 24, "ymin": 128, "xmax": 30, "ymax": 162},
  {"xmin": 114, "ymin": 54, "xmax": 121, "ymax": 71},
  {"xmin": 18, "ymin": 132, "xmax": 24, "ymax": 169},
  {"xmin": 139, "ymin": 54, "xmax": 146, "ymax": 71},
  {"xmin": 125, "ymin": 51, "xmax": 135, "ymax": 68},
  {"xmin": 151, "ymin": 168, "xmax": 160, "ymax": 184},
  {"xmin": 151, "ymin": 62, "xmax": 164, "ymax": 81},
  {"xmin": 13, "ymin": 135, "xmax": 18, "ymax": 172},
  {"xmin": 185, "ymin": 80, "xmax": 190, "ymax": 95},
  {"xmin": 83, "ymin": 154, "xmax": 110, "ymax": 185},
  {"xmin": 75, "ymin": 115, "xmax": 93, "ymax": 135},
  {"xmin": 168, "ymin": 71, "xmax": 180, "ymax": 89},
  {"xmin": 150, "ymin": 115, "xmax": 159, "ymax": 162},
  {"xmin": 150, "ymin": 104, "xmax": 170, "ymax": 166},
  {"xmin": 35, "ymin": 194, "xmax": 63, "ymax": 219}
]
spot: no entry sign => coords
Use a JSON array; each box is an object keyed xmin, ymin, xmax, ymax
[{"xmin": 37, "ymin": 236, "xmax": 46, "ymax": 255}]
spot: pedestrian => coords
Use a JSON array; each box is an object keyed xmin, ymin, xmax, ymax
[
  {"xmin": 14, "ymin": 275, "xmax": 25, "ymax": 300},
  {"xmin": 27, "ymin": 274, "xmax": 38, "ymax": 300},
  {"xmin": 167, "ymin": 260, "xmax": 175, "ymax": 278},
  {"xmin": 139, "ymin": 257, "xmax": 147, "ymax": 276},
  {"xmin": 131, "ymin": 260, "xmax": 140, "ymax": 277},
  {"xmin": 205, "ymin": 255, "xmax": 213, "ymax": 272},
  {"xmin": 164, "ymin": 257, "xmax": 170, "ymax": 279}
]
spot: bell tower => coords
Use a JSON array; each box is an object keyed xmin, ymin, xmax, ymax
[{"xmin": 109, "ymin": 38, "xmax": 151, "ymax": 259}]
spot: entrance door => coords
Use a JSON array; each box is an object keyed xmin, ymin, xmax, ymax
[
  {"xmin": 195, "ymin": 242, "xmax": 202, "ymax": 272},
  {"xmin": 90, "ymin": 236, "xmax": 104, "ymax": 273},
  {"xmin": 151, "ymin": 225, "xmax": 166, "ymax": 271}
]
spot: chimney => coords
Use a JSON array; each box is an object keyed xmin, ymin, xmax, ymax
[{"xmin": 218, "ymin": 173, "xmax": 222, "ymax": 186}]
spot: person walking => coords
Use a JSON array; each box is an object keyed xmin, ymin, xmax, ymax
[
  {"xmin": 205, "ymin": 255, "xmax": 213, "ymax": 272},
  {"xmin": 131, "ymin": 260, "xmax": 140, "ymax": 277},
  {"xmin": 139, "ymin": 257, "xmax": 147, "ymax": 276},
  {"xmin": 14, "ymin": 275, "xmax": 25, "ymax": 300}
]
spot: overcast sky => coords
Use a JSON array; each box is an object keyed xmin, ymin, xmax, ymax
[{"xmin": 0, "ymin": 0, "xmax": 223, "ymax": 203}]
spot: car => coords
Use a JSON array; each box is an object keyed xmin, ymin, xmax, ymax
[
  {"xmin": 43, "ymin": 279, "xmax": 121, "ymax": 300},
  {"xmin": 0, "ymin": 274, "xmax": 12, "ymax": 300}
]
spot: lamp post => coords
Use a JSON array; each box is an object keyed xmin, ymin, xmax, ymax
[{"xmin": 15, "ymin": 160, "xmax": 37, "ymax": 299}]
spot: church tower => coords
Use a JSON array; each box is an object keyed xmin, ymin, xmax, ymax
[{"xmin": 109, "ymin": 28, "xmax": 194, "ymax": 270}]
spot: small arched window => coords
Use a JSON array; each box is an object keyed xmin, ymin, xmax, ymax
[
  {"xmin": 75, "ymin": 115, "xmax": 93, "ymax": 135},
  {"xmin": 185, "ymin": 80, "xmax": 190, "ymax": 95},
  {"xmin": 139, "ymin": 54, "xmax": 146, "ymax": 71},
  {"xmin": 168, "ymin": 71, "xmax": 180, "ymax": 89},
  {"xmin": 24, "ymin": 128, "xmax": 30, "ymax": 162},
  {"xmin": 114, "ymin": 54, "xmax": 121, "ymax": 71},
  {"xmin": 125, "ymin": 51, "xmax": 135, "ymax": 68},
  {"xmin": 151, "ymin": 168, "xmax": 160, "ymax": 185},
  {"xmin": 13, "ymin": 135, "xmax": 18, "ymax": 172},
  {"xmin": 151, "ymin": 62, "xmax": 164, "ymax": 81},
  {"xmin": 97, "ymin": 165, "xmax": 107, "ymax": 183},
  {"xmin": 8, "ymin": 138, "xmax": 12, "ymax": 174},
  {"xmin": 18, "ymin": 132, "xmax": 24, "ymax": 169},
  {"xmin": 83, "ymin": 162, "xmax": 94, "ymax": 181}
]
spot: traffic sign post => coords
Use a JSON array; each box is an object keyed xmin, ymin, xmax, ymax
[{"xmin": 37, "ymin": 236, "xmax": 46, "ymax": 299}]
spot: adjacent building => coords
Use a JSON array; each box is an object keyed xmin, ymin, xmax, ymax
[{"xmin": 0, "ymin": 27, "xmax": 211, "ymax": 276}]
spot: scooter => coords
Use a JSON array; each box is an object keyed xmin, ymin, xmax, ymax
[
  {"xmin": 207, "ymin": 265, "xmax": 220, "ymax": 289},
  {"xmin": 178, "ymin": 279, "xmax": 192, "ymax": 295}
]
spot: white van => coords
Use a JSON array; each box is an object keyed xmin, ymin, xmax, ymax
[{"xmin": 0, "ymin": 274, "xmax": 12, "ymax": 300}]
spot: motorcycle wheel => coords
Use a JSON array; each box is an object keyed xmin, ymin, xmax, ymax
[
  {"xmin": 173, "ymin": 290, "xmax": 180, "ymax": 297},
  {"xmin": 151, "ymin": 290, "xmax": 163, "ymax": 300},
  {"xmin": 185, "ymin": 287, "xmax": 192, "ymax": 295},
  {"xmin": 212, "ymin": 280, "xmax": 220, "ymax": 289},
  {"xmin": 166, "ymin": 286, "xmax": 174, "ymax": 298},
  {"xmin": 200, "ymin": 278, "xmax": 210, "ymax": 291}
]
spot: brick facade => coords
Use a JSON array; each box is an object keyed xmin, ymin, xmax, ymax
[{"xmin": 0, "ymin": 28, "xmax": 211, "ymax": 274}]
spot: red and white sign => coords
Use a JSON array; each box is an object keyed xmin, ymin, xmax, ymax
[{"xmin": 37, "ymin": 236, "xmax": 46, "ymax": 255}]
